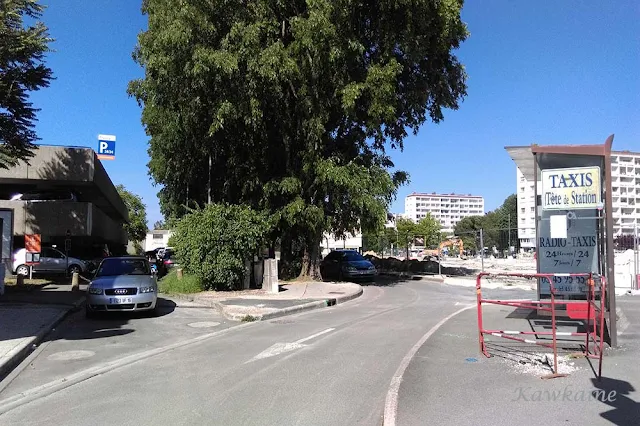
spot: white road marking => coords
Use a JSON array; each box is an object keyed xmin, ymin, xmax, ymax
[
  {"xmin": 250, "ymin": 342, "xmax": 306, "ymax": 361},
  {"xmin": 247, "ymin": 328, "xmax": 336, "ymax": 363},
  {"xmin": 295, "ymin": 328, "xmax": 335, "ymax": 344},
  {"xmin": 383, "ymin": 306, "xmax": 474, "ymax": 426}
]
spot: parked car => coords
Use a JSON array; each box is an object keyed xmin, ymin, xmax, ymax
[
  {"xmin": 160, "ymin": 248, "xmax": 178, "ymax": 269},
  {"xmin": 319, "ymin": 250, "xmax": 377, "ymax": 282},
  {"xmin": 86, "ymin": 256, "xmax": 158, "ymax": 317},
  {"xmin": 12, "ymin": 247, "xmax": 87, "ymax": 276}
]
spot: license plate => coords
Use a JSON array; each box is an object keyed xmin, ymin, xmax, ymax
[{"xmin": 109, "ymin": 297, "xmax": 132, "ymax": 304}]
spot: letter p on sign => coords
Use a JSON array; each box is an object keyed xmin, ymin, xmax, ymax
[{"xmin": 97, "ymin": 134, "xmax": 116, "ymax": 160}]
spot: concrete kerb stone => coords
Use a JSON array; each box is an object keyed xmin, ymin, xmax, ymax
[
  {"xmin": 379, "ymin": 271, "xmax": 445, "ymax": 283},
  {"xmin": 161, "ymin": 285, "xmax": 364, "ymax": 322},
  {"xmin": 0, "ymin": 297, "xmax": 84, "ymax": 380}
]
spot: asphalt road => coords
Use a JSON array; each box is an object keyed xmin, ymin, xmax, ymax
[{"xmin": 0, "ymin": 278, "xmax": 532, "ymax": 425}]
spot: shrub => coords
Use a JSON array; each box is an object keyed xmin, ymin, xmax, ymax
[
  {"xmin": 170, "ymin": 203, "xmax": 271, "ymax": 290},
  {"xmin": 158, "ymin": 270, "xmax": 203, "ymax": 294}
]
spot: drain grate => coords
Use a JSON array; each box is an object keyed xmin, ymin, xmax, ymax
[{"xmin": 328, "ymin": 291, "xmax": 345, "ymax": 295}]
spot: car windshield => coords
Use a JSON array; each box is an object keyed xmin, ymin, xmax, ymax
[
  {"xmin": 96, "ymin": 258, "xmax": 150, "ymax": 277},
  {"xmin": 343, "ymin": 251, "xmax": 365, "ymax": 261}
]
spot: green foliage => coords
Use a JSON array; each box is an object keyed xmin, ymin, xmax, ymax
[
  {"xmin": 414, "ymin": 215, "xmax": 442, "ymax": 248},
  {"xmin": 393, "ymin": 215, "xmax": 442, "ymax": 254},
  {"xmin": 116, "ymin": 185, "xmax": 148, "ymax": 243},
  {"xmin": 453, "ymin": 194, "xmax": 518, "ymax": 251},
  {"xmin": 170, "ymin": 203, "xmax": 272, "ymax": 290},
  {"xmin": 129, "ymin": 0, "xmax": 468, "ymax": 276},
  {"xmin": 0, "ymin": 0, "xmax": 54, "ymax": 168},
  {"xmin": 158, "ymin": 270, "xmax": 203, "ymax": 294},
  {"xmin": 454, "ymin": 215, "xmax": 483, "ymax": 251},
  {"xmin": 395, "ymin": 218, "xmax": 416, "ymax": 252}
]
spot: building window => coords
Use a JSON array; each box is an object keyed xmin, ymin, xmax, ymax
[{"xmin": 153, "ymin": 234, "xmax": 163, "ymax": 240}]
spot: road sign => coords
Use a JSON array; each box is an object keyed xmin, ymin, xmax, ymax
[
  {"xmin": 540, "ymin": 166, "xmax": 601, "ymax": 210},
  {"xmin": 25, "ymin": 234, "xmax": 41, "ymax": 253},
  {"xmin": 97, "ymin": 134, "xmax": 116, "ymax": 160}
]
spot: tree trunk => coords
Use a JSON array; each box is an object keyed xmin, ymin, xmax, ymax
[{"xmin": 298, "ymin": 236, "xmax": 322, "ymax": 281}]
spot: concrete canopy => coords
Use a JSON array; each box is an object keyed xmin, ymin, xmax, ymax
[{"xmin": 505, "ymin": 146, "xmax": 535, "ymax": 180}]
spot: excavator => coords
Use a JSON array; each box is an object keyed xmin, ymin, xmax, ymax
[
  {"xmin": 439, "ymin": 238, "xmax": 464, "ymax": 257},
  {"xmin": 421, "ymin": 238, "xmax": 464, "ymax": 259}
]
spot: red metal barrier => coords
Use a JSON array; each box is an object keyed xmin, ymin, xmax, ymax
[{"xmin": 476, "ymin": 272, "xmax": 606, "ymax": 380}]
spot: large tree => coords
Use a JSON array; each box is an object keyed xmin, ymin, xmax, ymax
[
  {"xmin": 129, "ymin": 0, "xmax": 468, "ymax": 278},
  {"xmin": 0, "ymin": 0, "xmax": 53, "ymax": 168},
  {"xmin": 117, "ymin": 185, "xmax": 148, "ymax": 245}
]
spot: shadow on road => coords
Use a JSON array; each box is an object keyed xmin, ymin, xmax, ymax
[
  {"xmin": 591, "ymin": 376, "xmax": 639, "ymax": 425},
  {"xmin": 48, "ymin": 298, "xmax": 177, "ymax": 343}
]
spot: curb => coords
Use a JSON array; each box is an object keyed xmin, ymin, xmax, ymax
[
  {"xmin": 163, "ymin": 286, "xmax": 364, "ymax": 322},
  {"xmin": 379, "ymin": 271, "xmax": 445, "ymax": 283},
  {"xmin": 0, "ymin": 296, "xmax": 85, "ymax": 381}
]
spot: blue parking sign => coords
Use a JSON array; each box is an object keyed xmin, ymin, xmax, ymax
[{"xmin": 97, "ymin": 134, "xmax": 116, "ymax": 160}]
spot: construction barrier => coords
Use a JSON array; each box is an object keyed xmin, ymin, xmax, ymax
[{"xmin": 476, "ymin": 272, "xmax": 606, "ymax": 380}]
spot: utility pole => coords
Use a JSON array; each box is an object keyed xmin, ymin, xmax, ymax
[
  {"xmin": 635, "ymin": 225, "xmax": 639, "ymax": 290},
  {"xmin": 508, "ymin": 213, "xmax": 511, "ymax": 250},
  {"xmin": 480, "ymin": 228, "xmax": 485, "ymax": 272}
]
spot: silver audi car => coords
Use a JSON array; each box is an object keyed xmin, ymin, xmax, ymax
[{"xmin": 86, "ymin": 256, "xmax": 158, "ymax": 318}]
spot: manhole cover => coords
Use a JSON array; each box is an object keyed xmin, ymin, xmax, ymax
[
  {"xmin": 187, "ymin": 321, "xmax": 220, "ymax": 328},
  {"xmin": 328, "ymin": 292, "xmax": 345, "ymax": 295},
  {"xmin": 48, "ymin": 350, "xmax": 95, "ymax": 361}
]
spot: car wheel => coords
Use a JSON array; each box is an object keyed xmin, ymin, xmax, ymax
[
  {"xmin": 15, "ymin": 265, "xmax": 29, "ymax": 276},
  {"xmin": 68, "ymin": 265, "xmax": 82, "ymax": 275}
]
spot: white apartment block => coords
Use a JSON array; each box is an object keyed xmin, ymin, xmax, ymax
[
  {"xmin": 404, "ymin": 192, "xmax": 485, "ymax": 235},
  {"xmin": 515, "ymin": 150, "xmax": 640, "ymax": 249}
]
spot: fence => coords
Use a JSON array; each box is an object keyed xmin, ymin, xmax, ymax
[{"xmin": 476, "ymin": 272, "xmax": 606, "ymax": 380}]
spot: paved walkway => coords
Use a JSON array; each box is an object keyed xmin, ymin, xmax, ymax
[
  {"xmin": 394, "ymin": 294, "xmax": 640, "ymax": 426},
  {"xmin": 0, "ymin": 284, "xmax": 86, "ymax": 379},
  {"xmin": 166, "ymin": 281, "xmax": 363, "ymax": 320}
]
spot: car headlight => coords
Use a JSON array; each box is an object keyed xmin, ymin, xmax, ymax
[
  {"xmin": 139, "ymin": 286, "xmax": 156, "ymax": 293},
  {"xmin": 343, "ymin": 266, "xmax": 357, "ymax": 272},
  {"xmin": 368, "ymin": 265, "xmax": 376, "ymax": 270},
  {"xmin": 88, "ymin": 287, "xmax": 103, "ymax": 295}
]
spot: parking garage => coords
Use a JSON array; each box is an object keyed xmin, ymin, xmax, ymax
[{"xmin": 0, "ymin": 145, "xmax": 129, "ymax": 270}]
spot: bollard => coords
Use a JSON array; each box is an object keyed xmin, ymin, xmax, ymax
[
  {"xmin": 17, "ymin": 274, "xmax": 25, "ymax": 286},
  {"xmin": 71, "ymin": 272, "xmax": 80, "ymax": 291},
  {"xmin": 176, "ymin": 268, "xmax": 184, "ymax": 280}
]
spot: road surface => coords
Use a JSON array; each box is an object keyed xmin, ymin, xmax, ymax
[{"xmin": 0, "ymin": 278, "xmax": 530, "ymax": 425}]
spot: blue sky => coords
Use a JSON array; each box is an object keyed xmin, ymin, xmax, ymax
[{"xmin": 30, "ymin": 1, "xmax": 639, "ymax": 226}]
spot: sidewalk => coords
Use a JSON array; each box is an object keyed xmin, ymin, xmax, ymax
[
  {"xmin": 393, "ymin": 294, "xmax": 640, "ymax": 426},
  {"xmin": 165, "ymin": 281, "xmax": 363, "ymax": 321},
  {"xmin": 0, "ymin": 283, "xmax": 86, "ymax": 379}
]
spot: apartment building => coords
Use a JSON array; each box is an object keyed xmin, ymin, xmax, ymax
[
  {"xmin": 514, "ymin": 150, "xmax": 640, "ymax": 249},
  {"xmin": 404, "ymin": 192, "xmax": 485, "ymax": 234}
]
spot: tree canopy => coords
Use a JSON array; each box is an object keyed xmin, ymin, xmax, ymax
[
  {"xmin": 129, "ymin": 0, "xmax": 468, "ymax": 278},
  {"xmin": 117, "ymin": 185, "xmax": 148, "ymax": 244},
  {"xmin": 0, "ymin": 0, "xmax": 53, "ymax": 168}
]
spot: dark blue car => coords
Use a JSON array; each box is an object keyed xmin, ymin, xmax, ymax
[{"xmin": 320, "ymin": 250, "xmax": 377, "ymax": 282}]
